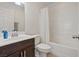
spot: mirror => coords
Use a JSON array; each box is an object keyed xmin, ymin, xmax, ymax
[{"xmin": 0, "ymin": 2, "xmax": 25, "ymax": 32}]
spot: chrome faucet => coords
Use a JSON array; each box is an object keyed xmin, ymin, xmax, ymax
[{"xmin": 72, "ymin": 35, "xmax": 79, "ymax": 40}]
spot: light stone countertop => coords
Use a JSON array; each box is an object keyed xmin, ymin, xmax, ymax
[{"xmin": 0, "ymin": 35, "xmax": 38, "ymax": 47}]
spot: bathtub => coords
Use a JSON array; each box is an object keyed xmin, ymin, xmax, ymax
[{"xmin": 47, "ymin": 42, "xmax": 78, "ymax": 57}]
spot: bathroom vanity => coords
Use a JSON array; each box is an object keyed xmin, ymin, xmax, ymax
[{"xmin": 0, "ymin": 35, "xmax": 36, "ymax": 57}]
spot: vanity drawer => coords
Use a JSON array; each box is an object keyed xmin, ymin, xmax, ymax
[{"xmin": 0, "ymin": 38, "xmax": 35, "ymax": 57}]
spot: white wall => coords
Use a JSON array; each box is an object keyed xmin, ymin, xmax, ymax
[
  {"xmin": 0, "ymin": 2, "xmax": 25, "ymax": 31},
  {"xmin": 48, "ymin": 3, "xmax": 79, "ymax": 49},
  {"xmin": 25, "ymin": 3, "xmax": 40, "ymax": 35}
]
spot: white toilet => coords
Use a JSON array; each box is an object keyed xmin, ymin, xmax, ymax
[
  {"xmin": 36, "ymin": 43, "xmax": 51, "ymax": 57},
  {"xmin": 35, "ymin": 36, "xmax": 51, "ymax": 57}
]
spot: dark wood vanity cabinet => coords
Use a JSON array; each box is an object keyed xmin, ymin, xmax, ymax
[{"xmin": 0, "ymin": 38, "xmax": 35, "ymax": 57}]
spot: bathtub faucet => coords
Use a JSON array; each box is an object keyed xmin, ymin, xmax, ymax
[{"xmin": 72, "ymin": 35, "xmax": 79, "ymax": 40}]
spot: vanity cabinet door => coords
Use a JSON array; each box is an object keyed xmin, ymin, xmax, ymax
[
  {"xmin": 0, "ymin": 38, "xmax": 35, "ymax": 57},
  {"xmin": 23, "ymin": 45, "xmax": 35, "ymax": 57},
  {"xmin": 8, "ymin": 45, "xmax": 35, "ymax": 57},
  {"xmin": 8, "ymin": 52, "xmax": 21, "ymax": 57}
]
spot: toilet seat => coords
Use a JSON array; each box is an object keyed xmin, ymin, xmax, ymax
[
  {"xmin": 36, "ymin": 43, "xmax": 51, "ymax": 49},
  {"xmin": 36, "ymin": 43, "xmax": 51, "ymax": 53}
]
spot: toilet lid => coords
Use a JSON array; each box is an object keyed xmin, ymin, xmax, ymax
[{"xmin": 36, "ymin": 43, "xmax": 51, "ymax": 49}]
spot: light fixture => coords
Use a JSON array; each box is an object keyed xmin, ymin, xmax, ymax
[{"xmin": 14, "ymin": 2, "xmax": 24, "ymax": 6}]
